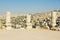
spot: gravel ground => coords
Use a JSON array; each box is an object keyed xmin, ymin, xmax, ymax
[{"xmin": 0, "ymin": 29, "xmax": 60, "ymax": 40}]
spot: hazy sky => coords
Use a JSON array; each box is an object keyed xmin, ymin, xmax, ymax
[{"xmin": 0, "ymin": 0, "xmax": 60, "ymax": 14}]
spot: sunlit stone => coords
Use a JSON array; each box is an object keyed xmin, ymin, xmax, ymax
[{"xmin": 6, "ymin": 11, "xmax": 12, "ymax": 30}]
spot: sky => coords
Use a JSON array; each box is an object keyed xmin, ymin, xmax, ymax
[{"xmin": 0, "ymin": 0, "xmax": 60, "ymax": 14}]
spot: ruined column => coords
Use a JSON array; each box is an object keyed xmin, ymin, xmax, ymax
[
  {"xmin": 26, "ymin": 14, "xmax": 32, "ymax": 29},
  {"xmin": 6, "ymin": 11, "xmax": 11, "ymax": 30},
  {"xmin": 0, "ymin": 18, "xmax": 2, "ymax": 29},
  {"xmin": 51, "ymin": 11, "xmax": 57, "ymax": 28}
]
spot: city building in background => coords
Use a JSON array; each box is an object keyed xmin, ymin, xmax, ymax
[{"xmin": 0, "ymin": 10, "xmax": 60, "ymax": 30}]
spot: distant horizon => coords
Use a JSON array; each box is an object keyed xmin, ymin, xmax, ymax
[
  {"xmin": 0, "ymin": 10, "xmax": 60, "ymax": 15},
  {"xmin": 0, "ymin": 0, "xmax": 60, "ymax": 14}
]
